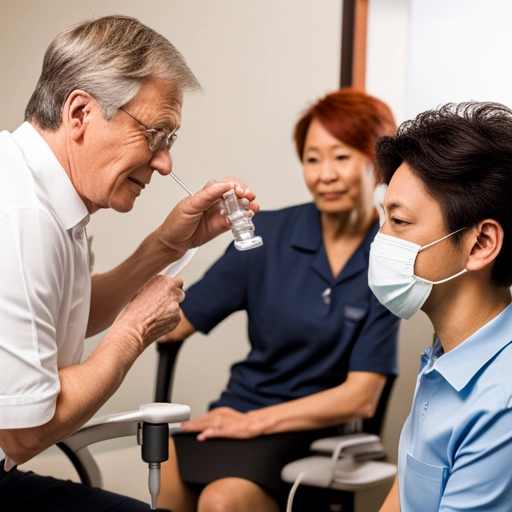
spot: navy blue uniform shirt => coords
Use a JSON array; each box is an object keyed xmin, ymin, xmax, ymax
[{"xmin": 182, "ymin": 203, "xmax": 399, "ymax": 412}]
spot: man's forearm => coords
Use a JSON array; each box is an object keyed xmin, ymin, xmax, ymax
[
  {"xmin": 2, "ymin": 268, "xmax": 185, "ymax": 465},
  {"xmin": 87, "ymin": 230, "xmax": 181, "ymax": 336},
  {"xmin": 0, "ymin": 325, "xmax": 141, "ymax": 466}
]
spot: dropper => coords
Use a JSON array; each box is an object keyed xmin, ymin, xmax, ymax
[
  {"xmin": 170, "ymin": 172, "xmax": 194, "ymax": 196},
  {"xmin": 160, "ymin": 172, "xmax": 198, "ymax": 277}
]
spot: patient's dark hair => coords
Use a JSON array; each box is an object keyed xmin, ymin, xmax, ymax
[{"xmin": 375, "ymin": 101, "xmax": 512, "ymax": 287}]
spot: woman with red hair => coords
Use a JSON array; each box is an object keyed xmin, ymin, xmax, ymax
[{"xmin": 158, "ymin": 89, "xmax": 399, "ymax": 512}]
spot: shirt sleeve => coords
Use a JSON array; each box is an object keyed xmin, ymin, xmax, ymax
[
  {"xmin": 181, "ymin": 241, "xmax": 250, "ymax": 334},
  {"xmin": 0, "ymin": 208, "xmax": 67, "ymax": 428},
  {"xmin": 439, "ymin": 402, "xmax": 512, "ymax": 511},
  {"xmin": 346, "ymin": 291, "xmax": 399, "ymax": 376}
]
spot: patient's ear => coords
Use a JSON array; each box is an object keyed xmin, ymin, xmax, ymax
[
  {"xmin": 62, "ymin": 90, "xmax": 95, "ymax": 142},
  {"xmin": 465, "ymin": 219, "xmax": 503, "ymax": 272}
]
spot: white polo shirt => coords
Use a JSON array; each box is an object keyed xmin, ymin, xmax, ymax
[{"xmin": 0, "ymin": 122, "xmax": 91, "ymax": 444}]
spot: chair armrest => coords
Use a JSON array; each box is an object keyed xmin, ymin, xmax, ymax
[
  {"xmin": 311, "ymin": 433, "xmax": 386, "ymax": 461},
  {"xmin": 281, "ymin": 433, "xmax": 396, "ymax": 491},
  {"xmin": 331, "ymin": 459, "xmax": 396, "ymax": 491},
  {"xmin": 57, "ymin": 403, "xmax": 190, "ymax": 488}
]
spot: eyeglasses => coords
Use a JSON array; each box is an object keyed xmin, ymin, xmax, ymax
[{"xmin": 119, "ymin": 107, "xmax": 178, "ymax": 152}]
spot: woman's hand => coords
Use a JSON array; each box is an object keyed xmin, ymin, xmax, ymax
[
  {"xmin": 180, "ymin": 407, "xmax": 266, "ymax": 441},
  {"xmin": 158, "ymin": 178, "xmax": 259, "ymax": 256}
]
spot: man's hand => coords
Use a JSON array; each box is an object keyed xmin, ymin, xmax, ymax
[
  {"xmin": 180, "ymin": 407, "xmax": 265, "ymax": 441},
  {"xmin": 112, "ymin": 275, "xmax": 185, "ymax": 353},
  {"xmin": 86, "ymin": 178, "xmax": 257, "ymax": 337},
  {"xmin": 158, "ymin": 178, "xmax": 259, "ymax": 255}
]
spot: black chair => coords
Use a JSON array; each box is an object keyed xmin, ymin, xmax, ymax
[
  {"xmin": 154, "ymin": 341, "xmax": 396, "ymax": 512},
  {"xmin": 155, "ymin": 340, "xmax": 185, "ymax": 403}
]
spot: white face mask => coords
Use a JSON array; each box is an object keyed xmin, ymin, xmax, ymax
[{"xmin": 368, "ymin": 228, "xmax": 467, "ymax": 319}]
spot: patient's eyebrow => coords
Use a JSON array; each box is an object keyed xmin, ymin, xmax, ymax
[
  {"xmin": 385, "ymin": 200, "xmax": 402, "ymax": 212},
  {"xmin": 385, "ymin": 200, "xmax": 413, "ymax": 216}
]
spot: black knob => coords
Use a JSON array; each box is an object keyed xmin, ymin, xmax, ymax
[{"xmin": 141, "ymin": 422, "xmax": 169, "ymax": 463}]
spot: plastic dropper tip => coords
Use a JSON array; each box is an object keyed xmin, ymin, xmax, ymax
[{"xmin": 170, "ymin": 172, "xmax": 194, "ymax": 196}]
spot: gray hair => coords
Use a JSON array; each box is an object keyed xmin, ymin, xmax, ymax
[{"xmin": 25, "ymin": 15, "xmax": 200, "ymax": 130}]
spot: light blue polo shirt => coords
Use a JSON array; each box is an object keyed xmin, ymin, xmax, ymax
[{"xmin": 398, "ymin": 302, "xmax": 512, "ymax": 511}]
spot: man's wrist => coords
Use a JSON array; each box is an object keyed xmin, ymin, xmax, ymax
[
  {"xmin": 154, "ymin": 226, "xmax": 187, "ymax": 262},
  {"xmin": 105, "ymin": 322, "xmax": 145, "ymax": 362}
]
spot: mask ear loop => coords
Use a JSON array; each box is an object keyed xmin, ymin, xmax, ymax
[
  {"xmin": 420, "ymin": 268, "xmax": 468, "ymax": 285},
  {"xmin": 415, "ymin": 227, "xmax": 469, "ymax": 285},
  {"xmin": 418, "ymin": 227, "xmax": 467, "ymax": 252}
]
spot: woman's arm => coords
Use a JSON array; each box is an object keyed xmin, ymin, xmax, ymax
[{"xmin": 181, "ymin": 370, "xmax": 387, "ymax": 440}]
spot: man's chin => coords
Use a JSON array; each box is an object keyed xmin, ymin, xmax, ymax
[
  {"xmin": 107, "ymin": 196, "xmax": 137, "ymax": 213},
  {"xmin": 111, "ymin": 203, "xmax": 136, "ymax": 213}
]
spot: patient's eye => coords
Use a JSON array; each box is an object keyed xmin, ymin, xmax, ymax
[{"xmin": 391, "ymin": 217, "xmax": 409, "ymax": 226}]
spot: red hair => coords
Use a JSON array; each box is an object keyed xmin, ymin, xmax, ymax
[{"xmin": 294, "ymin": 88, "xmax": 397, "ymax": 166}]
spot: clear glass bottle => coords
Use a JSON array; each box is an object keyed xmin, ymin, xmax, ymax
[{"xmin": 222, "ymin": 189, "xmax": 263, "ymax": 251}]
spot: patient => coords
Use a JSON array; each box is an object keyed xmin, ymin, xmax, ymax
[
  {"xmin": 158, "ymin": 88, "xmax": 400, "ymax": 512},
  {"xmin": 373, "ymin": 102, "xmax": 512, "ymax": 511}
]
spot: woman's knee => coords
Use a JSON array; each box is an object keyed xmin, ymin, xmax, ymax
[
  {"xmin": 198, "ymin": 478, "xmax": 278, "ymax": 512},
  {"xmin": 198, "ymin": 481, "xmax": 237, "ymax": 512}
]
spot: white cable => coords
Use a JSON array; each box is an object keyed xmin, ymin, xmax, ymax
[
  {"xmin": 286, "ymin": 471, "xmax": 306, "ymax": 512},
  {"xmin": 285, "ymin": 438, "xmax": 353, "ymax": 511}
]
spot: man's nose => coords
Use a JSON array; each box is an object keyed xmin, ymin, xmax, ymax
[{"xmin": 150, "ymin": 149, "xmax": 173, "ymax": 176}]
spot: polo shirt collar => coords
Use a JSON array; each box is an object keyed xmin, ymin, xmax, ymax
[
  {"xmin": 432, "ymin": 301, "xmax": 512, "ymax": 391},
  {"xmin": 12, "ymin": 122, "xmax": 90, "ymax": 231}
]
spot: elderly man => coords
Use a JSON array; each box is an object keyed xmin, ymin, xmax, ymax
[{"xmin": 0, "ymin": 15, "xmax": 257, "ymax": 511}]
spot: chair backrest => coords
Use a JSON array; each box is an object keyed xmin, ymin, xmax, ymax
[{"xmin": 154, "ymin": 340, "xmax": 184, "ymax": 402}]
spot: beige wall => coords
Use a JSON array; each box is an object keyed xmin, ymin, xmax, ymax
[{"xmin": 0, "ymin": 0, "xmax": 427, "ymax": 491}]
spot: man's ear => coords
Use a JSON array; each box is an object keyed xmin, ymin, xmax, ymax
[
  {"xmin": 62, "ymin": 90, "xmax": 95, "ymax": 142},
  {"xmin": 465, "ymin": 219, "xmax": 504, "ymax": 272}
]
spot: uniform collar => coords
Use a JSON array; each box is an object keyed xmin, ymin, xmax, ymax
[
  {"xmin": 289, "ymin": 203, "xmax": 323, "ymax": 251},
  {"xmin": 335, "ymin": 220, "xmax": 379, "ymax": 284},
  {"xmin": 431, "ymin": 302, "xmax": 512, "ymax": 391},
  {"xmin": 289, "ymin": 203, "xmax": 379, "ymax": 284},
  {"xmin": 12, "ymin": 122, "xmax": 90, "ymax": 231}
]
